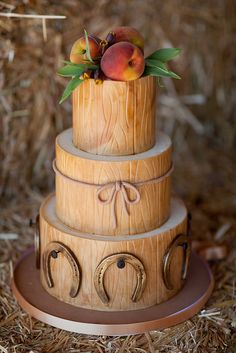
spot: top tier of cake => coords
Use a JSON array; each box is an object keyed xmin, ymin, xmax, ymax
[{"xmin": 72, "ymin": 75, "xmax": 157, "ymax": 156}]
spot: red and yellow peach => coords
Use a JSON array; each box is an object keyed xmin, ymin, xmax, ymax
[
  {"xmin": 101, "ymin": 41, "xmax": 145, "ymax": 81},
  {"xmin": 70, "ymin": 35, "xmax": 102, "ymax": 64},
  {"xmin": 106, "ymin": 26, "xmax": 144, "ymax": 51}
]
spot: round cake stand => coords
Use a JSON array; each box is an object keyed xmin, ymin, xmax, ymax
[{"xmin": 11, "ymin": 248, "xmax": 214, "ymax": 336}]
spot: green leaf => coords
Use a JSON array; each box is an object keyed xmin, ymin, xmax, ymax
[
  {"xmin": 59, "ymin": 76, "xmax": 83, "ymax": 104},
  {"xmin": 145, "ymin": 58, "xmax": 168, "ymax": 70},
  {"xmin": 84, "ymin": 29, "xmax": 94, "ymax": 63},
  {"xmin": 146, "ymin": 48, "xmax": 181, "ymax": 62},
  {"xmin": 145, "ymin": 58, "xmax": 180, "ymax": 78},
  {"xmin": 57, "ymin": 65, "xmax": 85, "ymax": 77},
  {"xmin": 144, "ymin": 65, "xmax": 181, "ymax": 79},
  {"xmin": 57, "ymin": 63, "xmax": 98, "ymax": 77}
]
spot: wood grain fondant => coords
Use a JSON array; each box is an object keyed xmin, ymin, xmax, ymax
[
  {"xmin": 39, "ymin": 194, "xmax": 189, "ymax": 311},
  {"xmin": 72, "ymin": 76, "xmax": 157, "ymax": 156},
  {"xmin": 55, "ymin": 129, "xmax": 172, "ymax": 236}
]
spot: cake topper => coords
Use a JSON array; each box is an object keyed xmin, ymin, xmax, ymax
[{"xmin": 57, "ymin": 26, "xmax": 181, "ymax": 103}]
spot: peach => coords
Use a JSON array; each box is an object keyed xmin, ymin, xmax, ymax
[
  {"xmin": 101, "ymin": 41, "xmax": 145, "ymax": 81},
  {"xmin": 106, "ymin": 26, "xmax": 144, "ymax": 51},
  {"xmin": 70, "ymin": 35, "xmax": 102, "ymax": 64}
]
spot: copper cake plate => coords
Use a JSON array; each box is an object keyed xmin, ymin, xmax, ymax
[{"xmin": 11, "ymin": 248, "xmax": 214, "ymax": 336}]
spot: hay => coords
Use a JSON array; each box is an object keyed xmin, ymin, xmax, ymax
[{"xmin": 0, "ymin": 0, "xmax": 235, "ymax": 351}]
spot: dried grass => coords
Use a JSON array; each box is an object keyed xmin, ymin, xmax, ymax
[{"xmin": 0, "ymin": 0, "xmax": 236, "ymax": 352}]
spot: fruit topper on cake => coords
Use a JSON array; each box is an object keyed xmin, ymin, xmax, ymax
[{"xmin": 58, "ymin": 26, "xmax": 181, "ymax": 103}]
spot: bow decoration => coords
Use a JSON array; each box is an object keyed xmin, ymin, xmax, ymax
[{"xmin": 97, "ymin": 181, "xmax": 141, "ymax": 229}]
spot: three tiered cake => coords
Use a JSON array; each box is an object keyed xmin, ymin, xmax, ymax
[{"xmin": 12, "ymin": 27, "xmax": 213, "ymax": 335}]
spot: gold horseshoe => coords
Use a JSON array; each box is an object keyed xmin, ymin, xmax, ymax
[
  {"xmin": 94, "ymin": 253, "xmax": 146, "ymax": 304},
  {"xmin": 34, "ymin": 214, "xmax": 40, "ymax": 269},
  {"xmin": 163, "ymin": 233, "xmax": 191, "ymax": 290},
  {"xmin": 43, "ymin": 241, "xmax": 81, "ymax": 298}
]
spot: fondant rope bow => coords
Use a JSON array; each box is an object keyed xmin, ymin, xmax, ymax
[
  {"xmin": 52, "ymin": 160, "xmax": 174, "ymax": 229},
  {"xmin": 97, "ymin": 181, "xmax": 141, "ymax": 229}
]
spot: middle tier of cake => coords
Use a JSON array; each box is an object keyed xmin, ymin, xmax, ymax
[{"xmin": 54, "ymin": 129, "xmax": 172, "ymax": 236}]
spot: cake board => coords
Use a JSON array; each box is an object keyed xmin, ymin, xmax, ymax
[{"xmin": 11, "ymin": 248, "xmax": 214, "ymax": 336}]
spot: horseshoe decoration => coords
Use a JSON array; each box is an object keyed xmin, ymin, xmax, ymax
[
  {"xmin": 94, "ymin": 253, "xmax": 146, "ymax": 305},
  {"xmin": 34, "ymin": 214, "xmax": 40, "ymax": 269},
  {"xmin": 43, "ymin": 241, "xmax": 81, "ymax": 298},
  {"xmin": 163, "ymin": 233, "xmax": 191, "ymax": 290}
]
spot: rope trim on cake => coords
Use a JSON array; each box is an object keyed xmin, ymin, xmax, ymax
[{"xmin": 52, "ymin": 159, "xmax": 174, "ymax": 228}]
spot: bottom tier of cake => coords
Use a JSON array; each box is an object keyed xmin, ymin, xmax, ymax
[{"xmin": 38, "ymin": 194, "xmax": 190, "ymax": 311}]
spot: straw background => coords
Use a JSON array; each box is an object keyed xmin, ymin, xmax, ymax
[{"xmin": 0, "ymin": 1, "xmax": 236, "ymax": 352}]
